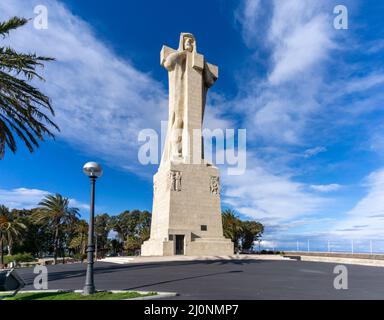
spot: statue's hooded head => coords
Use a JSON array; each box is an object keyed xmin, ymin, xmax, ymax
[{"xmin": 178, "ymin": 33, "xmax": 196, "ymax": 53}]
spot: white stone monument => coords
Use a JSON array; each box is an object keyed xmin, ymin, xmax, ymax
[{"xmin": 141, "ymin": 33, "xmax": 234, "ymax": 256}]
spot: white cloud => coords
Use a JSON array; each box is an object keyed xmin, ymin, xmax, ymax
[
  {"xmin": 236, "ymin": 0, "xmax": 263, "ymax": 47},
  {"xmin": 223, "ymin": 1, "xmax": 384, "ymax": 243},
  {"xmin": 67, "ymin": 199, "xmax": 89, "ymax": 210},
  {"xmin": 220, "ymin": 0, "xmax": 336, "ymax": 231},
  {"xmin": 0, "ymin": 188, "xmax": 49, "ymax": 209},
  {"xmin": 222, "ymin": 154, "xmax": 327, "ymax": 224},
  {"xmin": 344, "ymin": 73, "xmax": 384, "ymax": 95},
  {"xmin": 0, "ymin": 0, "xmax": 231, "ymax": 176},
  {"xmin": 268, "ymin": 1, "xmax": 334, "ymax": 85},
  {"xmin": 304, "ymin": 146, "xmax": 327, "ymax": 158},
  {"xmin": 331, "ymin": 169, "xmax": 384, "ymax": 238},
  {"xmin": 1, "ymin": 0, "xmax": 335, "ymax": 169},
  {"xmin": 310, "ymin": 184, "xmax": 341, "ymax": 192},
  {"xmin": 0, "ymin": 1, "xmax": 152, "ymax": 173},
  {"xmin": 259, "ymin": 240, "xmax": 278, "ymax": 249},
  {"xmin": 0, "ymin": 187, "xmax": 88, "ymax": 210},
  {"xmin": 369, "ymin": 129, "xmax": 384, "ymax": 155},
  {"xmin": 232, "ymin": 0, "xmax": 337, "ymax": 147}
]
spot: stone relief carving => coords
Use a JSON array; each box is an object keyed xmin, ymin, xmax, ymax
[
  {"xmin": 170, "ymin": 170, "xmax": 182, "ymax": 191},
  {"xmin": 210, "ymin": 176, "xmax": 220, "ymax": 195}
]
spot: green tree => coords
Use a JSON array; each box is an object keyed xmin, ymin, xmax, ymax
[
  {"xmin": 240, "ymin": 221, "xmax": 264, "ymax": 251},
  {"xmin": 124, "ymin": 236, "xmax": 142, "ymax": 255},
  {"xmin": 111, "ymin": 210, "xmax": 136, "ymax": 241},
  {"xmin": 109, "ymin": 238, "xmax": 123, "ymax": 255},
  {"xmin": 222, "ymin": 209, "xmax": 264, "ymax": 252},
  {"xmin": 111, "ymin": 210, "xmax": 151, "ymax": 255},
  {"xmin": 0, "ymin": 16, "xmax": 58, "ymax": 159},
  {"xmin": 0, "ymin": 205, "xmax": 26, "ymax": 267},
  {"xmin": 75, "ymin": 219, "xmax": 88, "ymax": 255},
  {"xmin": 136, "ymin": 211, "xmax": 151, "ymax": 244},
  {"xmin": 11, "ymin": 208, "xmax": 53, "ymax": 257},
  {"xmin": 111, "ymin": 210, "xmax": 150, "ymax": 241},
  {"xmin": 124, "ymin": 219, "xmax": 151, "ymax": 255},
  {"xmin": 68, "ymin": 219, "xmax": 88, "ymax": 259},
  {"xmin": 95, "ymin": 213, "xmax": 112, "ymax": 258},
  {"xmin": 222, "ymin": 209, "xmax": 243, "ymax": 251},
  {"xmin": 0, "ymin": 217, "xmax": 6, "ymax": 266},
  {"xmin": 33, "ymin": 194, "xmax": 79, "ymax": 264}
]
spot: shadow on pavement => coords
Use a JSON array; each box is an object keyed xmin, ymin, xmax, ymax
[
  {"xmin": 123, "ymin": 270, "xmax": 244, "ymax": 290},
  {"xmin": 16, "ymin": 259, "xmax": 266, "ymax": 286}
]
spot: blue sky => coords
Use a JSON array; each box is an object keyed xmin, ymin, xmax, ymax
[{"xmin": 1, "ymin": 0, "xmax": 384, "ymax": 250}]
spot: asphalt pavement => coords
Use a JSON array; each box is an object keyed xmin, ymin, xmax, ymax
[{"xmin": 14, "ymin": 259, "xmax": 384, "ymax": 299}]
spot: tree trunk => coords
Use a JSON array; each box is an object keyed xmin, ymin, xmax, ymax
[
  {"xmin": 0, "ymin": 238, "xmax": 4, "ymax": 268},
  {"xmin": 95, "ymin": 236, "xmax": 98, "ymax": 261},
  {"xmin": 80, "ymin": 233, "xmax": 84, "ymax": 262},
  {"xmin": 80, "ymin": 234, "xmax": 84, "ymax": 254},
  {"xmin": 53, "ymin": 226, "xmax": 59, "ymax": 265},
  {"xmin": 7, "ymin": 240, "xmax": 13, "ymax": 256}
]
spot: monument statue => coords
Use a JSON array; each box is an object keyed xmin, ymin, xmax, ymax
[
  {"xmin": 141, "ymin": 33, "xmax": 234, "ymax": 256},
  {"xmin": 161, "ymin": 33, "xmax": 218, "ymax": 163}
]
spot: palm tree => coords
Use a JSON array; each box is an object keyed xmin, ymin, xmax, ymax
[
  {"xmin": 222, "ymin": 209, "xmax": 243, "ymax": 251},
  {"xmin": 0, "ymin": 212, "xmax": 9, "ymax": 267},
  {"xmin": 69, "ymin": 220, "xmax": 88, "ymax": 261},
  {"xmin": 75, "ymin": 219, "xmax": 88, "ymax": 256},
  {"xmin": 0, "ymin": 16, "xmax": 58, "ymax": 159},
  {"xmin": 33, "ymin": 194, "xmax": 79, "ymax": 264},
  {"xmin": 0, "ymin": 205, "xmax": 26, "ymax": 267}
]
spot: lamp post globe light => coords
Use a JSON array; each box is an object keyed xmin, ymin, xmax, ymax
[{"xmin": 83, "ymin": 161, "xmax": 102, "ymax": 295}]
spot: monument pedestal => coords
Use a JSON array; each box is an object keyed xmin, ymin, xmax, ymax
[
  {"xmin": 141, "ymin": 33, "xmax": 233, "ymax": 257},
  {"xmin": 141, "ymin": 161, "xmax": 234, "ymax": 256}
]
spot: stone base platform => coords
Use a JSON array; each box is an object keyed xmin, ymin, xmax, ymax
[
  {"xmin": 141, "ymin": 237, "xmax": 233, "ymax": 257},
  {"xmin": 99, "ymin": 254, "xmax": 289, "ymax": 265}
]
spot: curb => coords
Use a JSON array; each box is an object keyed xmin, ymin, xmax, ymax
[
  {"xmin": 99, "ymin": 254, "xmax": 289, "ymax": 265},
  {"xmin": 299, "ymin": 255, "xmax": 384, "ymax": 267},
  {"xmin": 127, "ymin": 292, "xmax": 178, "ymax": 300},
  {"xmin": 0, "ymin": 289, "xmax": 178, "ymax": 300}
]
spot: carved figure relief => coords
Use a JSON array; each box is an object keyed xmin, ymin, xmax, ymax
[
  {"xmin": 170, "ymin": 170, "xmax": 182, "ymax": 191},
  {"xmin": 210, "ymin": 176, "xmax": 220, "ymax": 195}
]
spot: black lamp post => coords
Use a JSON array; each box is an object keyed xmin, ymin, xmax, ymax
[{"xmin": 83, "ymin": 161, "xmax": 103, "ymax": 295}]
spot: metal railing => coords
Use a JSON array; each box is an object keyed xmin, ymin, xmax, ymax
[{"xmin": 257, "ymin": 239, "xmax": 384, "ymax": 254}]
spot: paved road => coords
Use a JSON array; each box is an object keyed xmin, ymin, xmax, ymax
[{"xmin": 15, "ymin": 259, "xmax": 384, "ymax": 299}]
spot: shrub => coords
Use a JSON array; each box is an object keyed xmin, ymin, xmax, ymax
[
  {"xmin": 260, "ymin": 250, "xmax": 284, "ymax": 255},
  {"xmin": 73, "ymin": 253, "xmax": 87, "ymax": 261},
  {"xmin": 4, "ymin": 252, "xmax": 35, "ymax": 264}
]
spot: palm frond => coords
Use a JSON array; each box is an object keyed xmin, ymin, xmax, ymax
[
  {"xmin": 0, "ymin": 16, "xmax": 58, "ymax": 158},
  {"xmin": 0, "ymin": 47, "xmax": 55, "ymax": 80},
  {"xmin": 0, "ymin": 17, "xmax": 28, "ymax": 37}
]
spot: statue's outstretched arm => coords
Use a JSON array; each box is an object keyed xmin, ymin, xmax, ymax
[
  {"xmin": 164, "ymin": 50, "xmax": 186, "ymax": 71},
  {"xmin": 203, "ymin": 62, "xmax": 218, "ymax": 88}
]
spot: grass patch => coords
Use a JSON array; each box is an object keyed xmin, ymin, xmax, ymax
[{"xmin": 2, "ymin": 291, "xmax": 156, "ymax": 300}]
